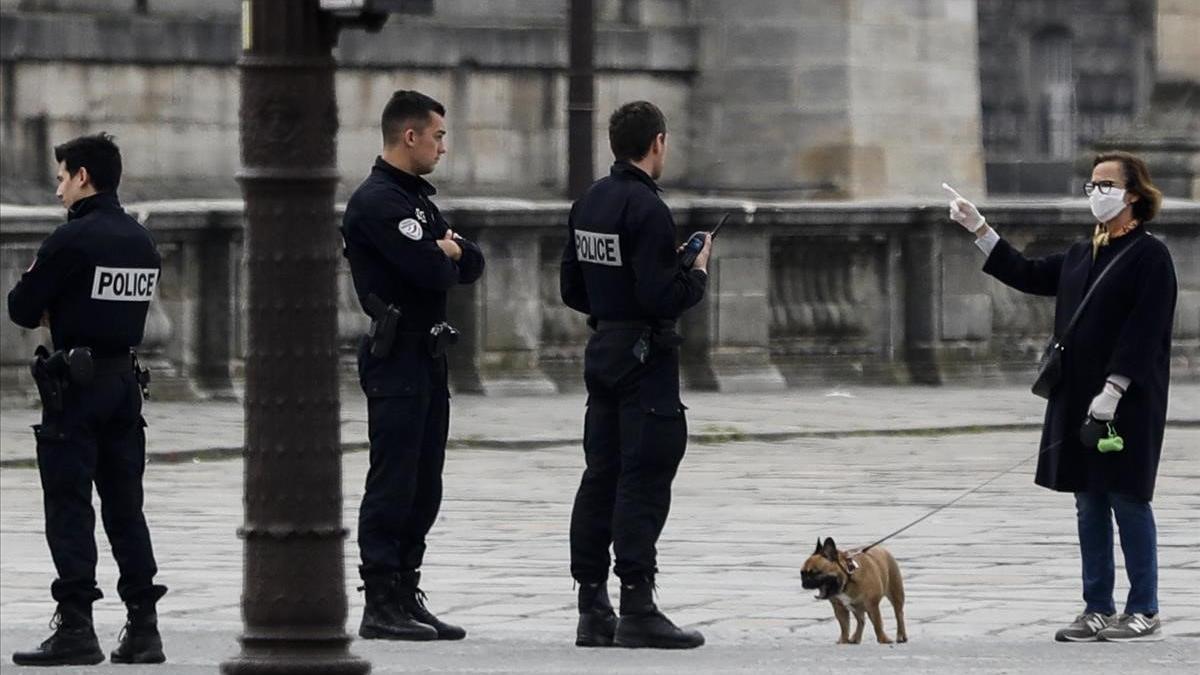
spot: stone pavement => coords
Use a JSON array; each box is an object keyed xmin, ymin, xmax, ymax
[
  {"xmin": 2, "ymin": 385, "xmax": 1199, "ymax": 465},
  {"xmin": 1, "ymin": 388, "xmax": 1199, "ymax": 673}
]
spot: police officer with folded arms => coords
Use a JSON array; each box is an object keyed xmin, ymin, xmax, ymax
[
  {"xmin": 341, "ymin": 90, "xmax": 485, "ymax": 641},
  {"xmin": 560, "ymin": 101, "xmax": 711, "ymax": 649},
  {"xmin": 8, "ymin": 133, "xmax": 167, "ymax": 667}
]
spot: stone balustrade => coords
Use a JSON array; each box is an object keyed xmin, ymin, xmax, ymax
[{"xmin": 2, "ymin": 197, "xmax": 1197, "ymax": 404}]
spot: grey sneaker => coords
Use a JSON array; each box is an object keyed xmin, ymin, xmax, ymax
[
  {"xmin": 1097, "ymin": 613, "xmax": 1163, "ymax": 642},
  {"xmin": 1054, "ymin": 612, "xmax": 1114, "ymax": 642}
]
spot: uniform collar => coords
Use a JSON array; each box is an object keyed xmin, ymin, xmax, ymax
[
  {"xmin": 67, "ymin": 191, "xmax": 122, "ymax": 221},
  {"xmin": 373, "ymin": 156, "xmax": 437, "ymax": 196},
  {"xmin": 611, "ymin": 161, "xmax": 661, "ymax": 193}
]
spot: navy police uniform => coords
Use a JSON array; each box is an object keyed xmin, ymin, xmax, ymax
[
  {"xmin": 341, "ymin": 157, "xmax": 485, "ymax": 584},
  {"xmin": 560, "ymin": 161, "xmax": 707, "ymax": 585},
  {"xmin": 7, "ymin": 191, "xmax": 164, "ymax": 608}
]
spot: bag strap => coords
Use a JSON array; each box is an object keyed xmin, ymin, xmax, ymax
[{"xmin": 1055, "ymin": 233, "xmax": 1147, "ymax": 344}]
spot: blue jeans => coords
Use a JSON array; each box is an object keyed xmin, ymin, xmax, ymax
[{"xmin": 1075, "ymin": 492, "xmax": 1158, "ymax": 616}]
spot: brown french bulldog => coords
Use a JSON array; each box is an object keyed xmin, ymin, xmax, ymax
[{"xmin": 800, "ymin": 537, "xmax": 907, "ymax": 644}]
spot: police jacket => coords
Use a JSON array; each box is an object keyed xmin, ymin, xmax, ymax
[
  {"xmin": 559, "ymin": 161, "xmax": 707, "ymax": 321},
  {"xmin": 8, "ymin": 191, "xmax": 161, "ymax": 357},
  {"xmin": 341, "ymin": 157, "xmax": 485, "ymax": 334}
]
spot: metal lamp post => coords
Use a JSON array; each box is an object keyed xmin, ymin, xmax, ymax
[{"xmin": 221, "ymin": 1, "xmax": 366, "ymax": 672}]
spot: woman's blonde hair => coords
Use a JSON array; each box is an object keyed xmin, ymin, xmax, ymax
[{"xmin": 1093, "ymin": 151, "xmax": 1163, "ymax": 223}]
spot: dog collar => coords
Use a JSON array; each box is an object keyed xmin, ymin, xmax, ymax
[
  {"xmin": 838, "ymin": 556, "xmax": 860, "ymax": 592},
  {"xmin": 840, "ymin": 557, "xmax": 859, "ymax": 588}
]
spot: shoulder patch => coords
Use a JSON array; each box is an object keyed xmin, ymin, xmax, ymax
[{"xmin": 398, "ymin": 218, "xmax": 424, "ymax": 241}]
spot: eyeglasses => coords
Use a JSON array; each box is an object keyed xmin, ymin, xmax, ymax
[{"xmin": 1083, "ymin": 181, "xmax": 1122, "ymax": 196}]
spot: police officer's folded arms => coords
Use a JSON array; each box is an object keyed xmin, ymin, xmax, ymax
[{"xmin": 341, "ymin": 90, "xmax": 484, "ymax": 642}]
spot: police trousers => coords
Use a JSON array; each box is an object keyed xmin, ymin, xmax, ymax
[
  {"xmin": 570, "ymin": 328, "xmax": 688, "ymax": 584},
  {"xmin": 356, "ymin": 339, "xmax": 450, "ymax": 581},
  {"xmin": 34, "ymin": 371, "xmax": 158, "ymax": 605}
]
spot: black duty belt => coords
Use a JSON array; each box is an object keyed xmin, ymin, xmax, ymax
[
  {"xmin": 392, "ymin": 331, "xmax": 429, "ymax": 352},
  {"xmin": 593, "ymin": 319, "xmax": 682, "ymax": 364},
  {"xmin": 373, "ymin": 325, "xmax": 460, "ymax": 359},
  {"xmin": 594, "ymin": 319, "xmax": 676, "ymax": 332},
  {"xmin": 92, "ymin": 353, "xmax": 135, "ymax": 377},
  {"xmin": 31, "ymin": 347, "xmax": 148, "ymax": 413}
]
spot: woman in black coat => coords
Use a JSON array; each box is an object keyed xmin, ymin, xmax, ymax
[{"xmin": 945, "ymin": 151, "xmax": 1177, "ymax": 643}]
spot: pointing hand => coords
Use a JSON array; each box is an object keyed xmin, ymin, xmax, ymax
[{"xmin": 943, "ymin": 183, "xmax": 987, "ymax": 235}]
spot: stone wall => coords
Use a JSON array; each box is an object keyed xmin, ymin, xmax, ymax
[
  {"xmin": 0, "ymin": 0, "xmax": 686, "ymax": 22},
  {"xmin": 3, "ymin": 0, "xmax": 996, "ymax": 204},
  {"xmin": 7, "ymin": 0, "xmax": 1192, "ymax": 204},
  {"xmin": 0, "ymin": 6, "xmax": 695, "ymax": 203},
  {"xmin": 687, "ymin": 0, "xmax": 985, "ymax": 199},
  {"xmin": 977, "ymin": 0, "xmax": 1156, "ymax": 195},
  {"xmin": 1093, "ymin": 0, "xmax": 1200, "ymax": 200},
  {"xmin": 4, "ymin": 197, "xmax": 1197, "ymax": 405}
]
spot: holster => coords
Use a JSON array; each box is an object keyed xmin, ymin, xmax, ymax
[
  {"xmin": 364, "ymin": 294, "xmax": 402, "ymax": 359},
  {"xmin": 31, "ymin": 349, "xmax": 64, "ymax": 413},
  {"xmin": 30, "ymin": 345, "xmax": 95, "ymax": 413},
  {"xmin": 133, "ymin": 352, "xmax": 152, "ymax": 399}
]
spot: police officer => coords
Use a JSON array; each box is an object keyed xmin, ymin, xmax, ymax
[
  {"xmin": 560, "ymin": 101, "xmax": 711, "ymax": 649},
  {"xmin": 341, "ymin": 90, "xmax": 484, "ymax": 641},
  {"xmin": 8, "ymin": 133, "xmax": 167, "ymax": 667}
]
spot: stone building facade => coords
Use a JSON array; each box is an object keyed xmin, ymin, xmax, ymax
[
  {"xmin": 5, "ymin": 1, "xmax": 1194, "ymax": 202},
  {"xmin": 977, "ymin": 0, "xmax": 1157, "ymax": 194},
  {"xmin": 1, "ymin": 1, "xmax": 1197, "ymax": 400},
  {"xmin": 2, "ymin": 0, "xmax": 987, "ymax": 202}
]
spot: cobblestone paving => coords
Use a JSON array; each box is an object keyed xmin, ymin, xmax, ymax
[
  {"xmin": 4, "ymin": 385, "xmax": 1198, "ymax": 464},
  {"xmin": 2, "ymin": 420, "xmax": 1197, "ymax": 673}
]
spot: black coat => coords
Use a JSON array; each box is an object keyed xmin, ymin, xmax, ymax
[
  {"xmin": 559, "ymin": 161, "xmax": 707, "ymax": 320},
  {"xmin": 341, "ymin": 158, "xmax": 485, "ymax": 397},
  {"xmin": 984, "ymin": 227, "xmax": 1177, "ymax": 501},
  {"xmin": 8, "ymin": 191, "xmax": 161, "ymax": 356}
]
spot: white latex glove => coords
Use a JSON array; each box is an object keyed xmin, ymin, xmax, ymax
[
  {"xmin": 1088, "ymin": 380, "xmax": 1125, "ymax": 421},
  {"xmin": 942, "ymin": 183, "xmax": 987, "ymax": 234}
]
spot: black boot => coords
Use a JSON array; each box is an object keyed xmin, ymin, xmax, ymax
[
  {"xmin": 576, "ymin": 581, "xmax": 617, "ymax": 647},
  {"xmin": 358, "ymin": 576, "xmax": 438, "ymax": 641},
  {"xmin": 12, "ymin": 602, "xmax": 105, "ymax": 667},
  {"xmin": 613, "ymin": 579, "xmax": 704, "ymax": 649},
  {"xmin": 111, "ymin": 584, "xmax": 167, "ymax": 664},
  {"xmin": 397, "ymin": 571, "xmax": 466, "ymax": 640}
]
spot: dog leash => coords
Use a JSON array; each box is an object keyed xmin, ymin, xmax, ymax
[{"xmin": 850, "ymin": 449, "xmax": 1039, "ymax": 555}]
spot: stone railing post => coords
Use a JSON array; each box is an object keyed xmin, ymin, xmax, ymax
[
  {"xmin": 335, "ymin": 248, "xmax": 370, "ymax": 392},
  {"xmin": 679, "ymin": 203, "xmax": 786, "ymax": 391},
  {"xmin": 465, "ymin": 214, "xmax": 557, "ymax": 395},
  {"xmin": 193, "ymin": 206, "xmax": 241, "ymax": 399},
  {"xmin": 1162, "ymin": 208, "xmax": 1200, "ymax": 372},
  {"xmin": 902, "ymin": 212, "xmax": 945, "ymax": 384},
  {"xmin": 937, "ymin": 215, "xmax": 998, "ymax": 381},
  {"xmin": 0, "ymin": 207, "xmax": 57, "ymax": 405},
  {"xmin": 132, "ymin": 207, "xmax": 198, "ymax": 400}
]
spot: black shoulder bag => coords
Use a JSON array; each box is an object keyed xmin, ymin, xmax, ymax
[{"xmin": 1031, "ymin": 236, "xmax": 1145, "ymax": 399}]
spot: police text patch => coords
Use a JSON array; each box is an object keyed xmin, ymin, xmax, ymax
[
  {"xmin": 91, "ymin": 267, "xmax": 159, "ymax": 302},
  {"xmin": 574, "ymin": 229, "xmax": 623, "ymax": 267}
]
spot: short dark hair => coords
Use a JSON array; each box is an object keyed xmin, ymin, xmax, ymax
[
  {"xmin": 381, "ymin": 90, "xmax": 446, "ymax": 146},
  {"xmin": 1093, "ymin": 151, "xmax": 1163, "ymax": 223},
  {"xmin": 609, "ymin": 101, "xmax": 666, "ymax": 162},
  {"xmin": 54, "ymin": 132, "xmax": 122, "ymax": 192}
]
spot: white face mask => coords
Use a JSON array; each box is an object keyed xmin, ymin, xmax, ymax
[{"xmin": 1089, "ymin": 188, "xmax": 1128, "ymax": 223}]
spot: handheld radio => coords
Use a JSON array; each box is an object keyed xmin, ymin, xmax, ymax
[{"xmin": 679, "ymin": 213, "xmax": 731, "ymax": 269}]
